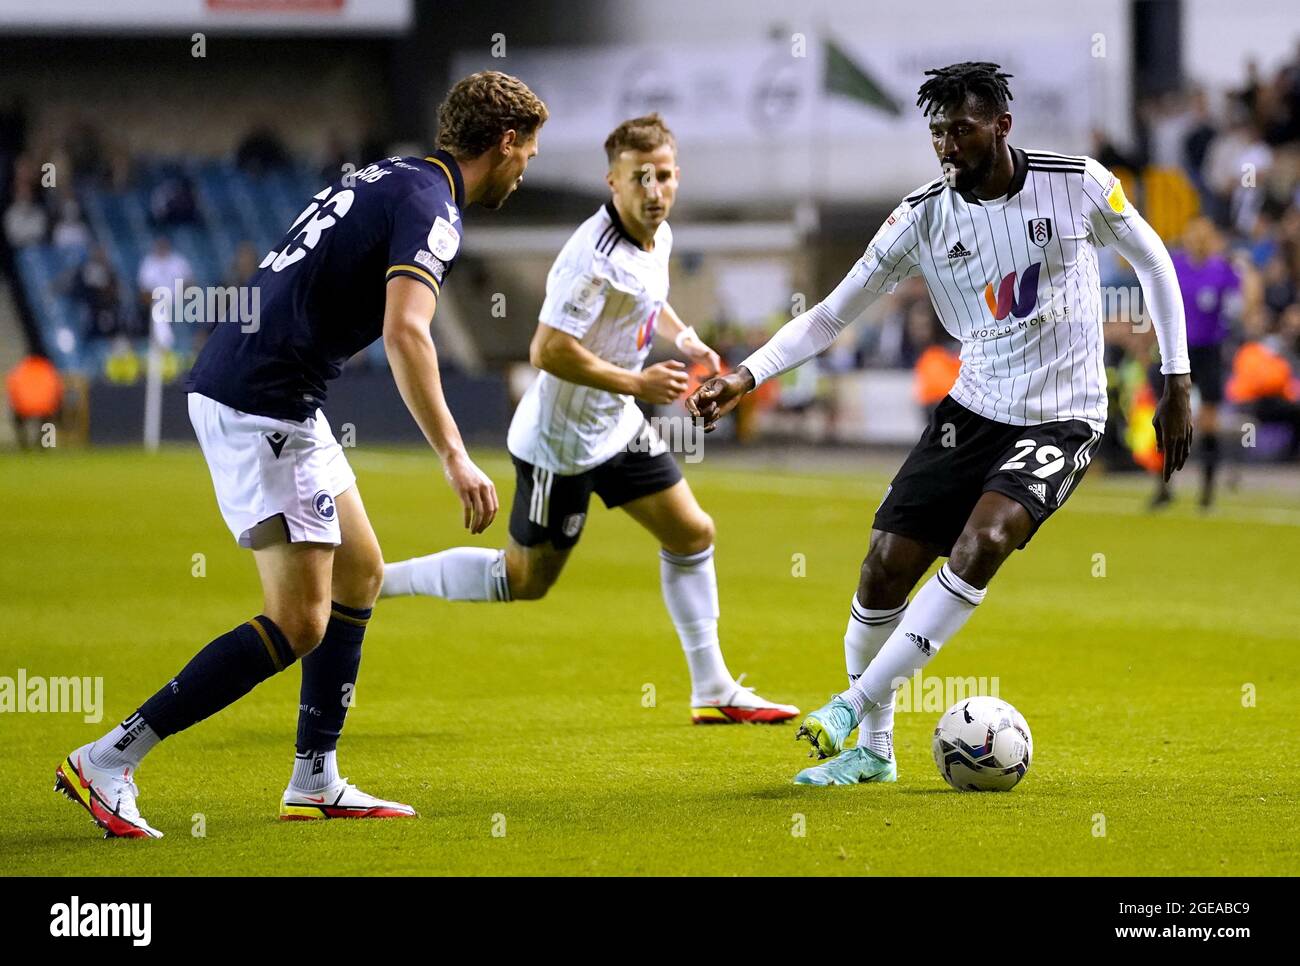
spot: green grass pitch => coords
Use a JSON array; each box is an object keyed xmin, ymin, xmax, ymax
[{"xmin": 2, "ymin": 445, "xmax": 1297, "ymax": 876}]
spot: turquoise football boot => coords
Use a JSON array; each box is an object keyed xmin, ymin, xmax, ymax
[
  {"xmin": 794, "ymin": 746, "xmax": 897, "ymax": 785},
  {"xmin": 794, "ymin": 696, "xmax": 857, "ymax": 759}
]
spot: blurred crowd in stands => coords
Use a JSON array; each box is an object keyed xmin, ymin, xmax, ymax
[
  {"xmin": 1107, "ymin": 44, "xmax": 1300, "ymax": 488},
  {"xmin": 0, "ymin": 102, "xmax": 362, "ymax": 349},
  {"xmin": 4, "ymin": 44, "xmax": 1300, "ymax": 471}
]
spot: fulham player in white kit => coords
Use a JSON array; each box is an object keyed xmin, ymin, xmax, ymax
[
  {"xmin": 383, "ymin": 115, "xmax": 798, "ymax": 724},
  {"xmin": 689, "ymin": 63, "xmax": 1194, "ymax": 783}
]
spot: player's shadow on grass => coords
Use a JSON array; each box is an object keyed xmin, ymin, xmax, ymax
[
  {"xmin": 740, "ymin": 787, "xmax": 808, "ymax": 801},
  {"xmin": 707, "ymin": 784, "xmax": 961, "ymax": 802}
]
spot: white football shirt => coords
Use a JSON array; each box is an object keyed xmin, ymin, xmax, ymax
[
  {"xmin": 508, "ymin": 202, "xmax": 671, "ymax": 474},
  {"xmin": 848, "ymin": 148, "xmax": 1140, "ymax": 431}
]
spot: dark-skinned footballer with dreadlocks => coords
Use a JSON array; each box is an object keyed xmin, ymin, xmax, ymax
[{"xmin": 688, "ymin": 61, "xmax": 1194, "ymax": 787}]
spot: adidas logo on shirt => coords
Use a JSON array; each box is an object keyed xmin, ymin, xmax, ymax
[{"xmin": 947, "ymin": 241, "xmax": 973, "ymax": 260}]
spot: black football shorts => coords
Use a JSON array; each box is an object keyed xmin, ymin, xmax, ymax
[
  {"xmin": 508, "ymin": 433, "xmax": 683, "ymax": 550},
  {"xmin": 1187, "ymin": 343, "xmax": 1225, "ymax": 405},
  {"xmin": 873, "ymin": 396, "xmax": 1102, "ymax": 554}
]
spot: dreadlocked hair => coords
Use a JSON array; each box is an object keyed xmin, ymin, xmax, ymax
[{"xmin": 916, "ymin": 62, "xmax": 1014, "ymax": 119}]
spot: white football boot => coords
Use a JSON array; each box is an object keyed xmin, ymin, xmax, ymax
[
  {"xmin": 691, "ymin": 675, "xmax": 800, "ymax": 724},
  {"xmin": 280, "ymin": 778, "xmax": 418, "ymax": 820},
  {"xmin": 55, "ymin": 743, "xmax": 163, "ymax": 839}
]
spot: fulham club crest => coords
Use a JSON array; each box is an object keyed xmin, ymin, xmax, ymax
[{"xmin": 1027, "ymin": 217, "xmax": 1053, "ymax": 248}]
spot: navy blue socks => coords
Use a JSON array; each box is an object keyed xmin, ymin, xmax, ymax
[
  {"xmin": 296, "ymin": 602, "xmax": 370, "ymax": 754},
  {"xmin": 138, "ymin": 616, "xmax": 296, "ymax": 739}
]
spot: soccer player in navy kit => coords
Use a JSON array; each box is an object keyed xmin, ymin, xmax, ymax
[{"xmin": 56, "ymin": 72, "xmax": 547, "ymax": 837}]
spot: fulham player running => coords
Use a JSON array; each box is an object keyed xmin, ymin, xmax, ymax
[
  {"xmin": 55, "ymin": 72, "xmax": 546, "ymax": 837},
  {"xmin": 383, "ymin": 114, "xmax": 798, "ymax": 724},
  {"xmin": 688, "ymin": 63, "xmax": 1193, "ymax": 784}
]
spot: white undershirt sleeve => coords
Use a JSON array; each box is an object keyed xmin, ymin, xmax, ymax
[
  {"xmin": 1083, "ymin": 158, "xmax": 1190, "ymax": 377},
  {"xmin": 739, "ymin": 261, "xmax": 887, "ymax": 387},
  {"xmin": 740, "ymin": 196, "xmax": 921, "ymax": 388},
  {"xmin": 1108, "ymin": 213, "xmax": 1191, "ymax": 375}
]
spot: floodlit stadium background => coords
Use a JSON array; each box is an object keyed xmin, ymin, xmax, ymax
[
  {"xmin": 2, "ymin": 0, "xmax": 1299, "ymax": 880},
  {"xmin": 2, "ymin": 0, "xmax": 1297, "ymax": 475}
]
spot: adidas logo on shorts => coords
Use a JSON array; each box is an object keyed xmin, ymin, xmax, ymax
[{"xmin": 1028, "ymin": 481, "xmax": 1048, "ymax": 503}]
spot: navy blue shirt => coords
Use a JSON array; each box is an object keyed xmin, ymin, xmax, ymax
[{"xmin": 187, "ymin": 152, "xmax": 465, "ymax": 421}]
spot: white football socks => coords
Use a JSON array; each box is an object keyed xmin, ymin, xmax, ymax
[
  {"xmin": 290, "ymin": 749, "xmax": 339, "ymax": 793},
  {"xmin": 384, "ymin": 543, "xmax": 738, "ymax": 698},
  {"xmin": 844, "ymin": 596, "xmax": 907, "ymax": 758},
  {"xmin": 840, "ymin": 563, "xmax": 986, "ymax": 720},
  {"xmin": 660, "ymin": 545, "xmax": 734, "ymax": 698},
  {"xmin": 381, "ymin": 548, "xmax": 510, "ymax": 602},
  {"xmin": 88, "ymin": 712, "xmax": 160, "ymax": 771}
]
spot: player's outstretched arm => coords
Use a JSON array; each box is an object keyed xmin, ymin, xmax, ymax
[
  {"xmin": 686, "ymin": 269, "xmax": 883, "ymax": 432},
  {"xmin": 1085, "ymin": 161, "xmax": 1192, "ymax": 480},
  {"xmin": 1105, "ymin": 215, "xmax": 1194, "ymax": 480},
  {"xmin": 530, "ymin": 322, "xmax": 689, "ymax": 405},
  {"xmin": 382, "ymin": 275, "xmax": 497, "ymax": 533},
  {"xmin": 685, "ymin": 366, "xmax": 754, "ymax": 432},
  {"xmin": 686, "ymin": 193, "xmax": 923, "ymax": 432}
]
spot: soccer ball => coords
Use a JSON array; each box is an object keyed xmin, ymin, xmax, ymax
[{"xmin": 932, "ymin": 696, "xmax": 1033, "ymax": 791}]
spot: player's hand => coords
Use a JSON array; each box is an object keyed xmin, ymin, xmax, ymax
[
  {"xmin": 1153, "ymin": 373, "xmax": 1193, "ymax": 481},
  {"xmin": 686, "ymin": 367, "xmax": 755, "ymax": 432},
  {"xmin": 679, "ymin": 336, "xmax": 722, "ymax": 376},
  {"xmin": 442, "ymin": 451, "xmax": 498, "ymax": 534},
  {"xmin": 636, "ymin": 360, "xmax": 690, "ymax": 405}
]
